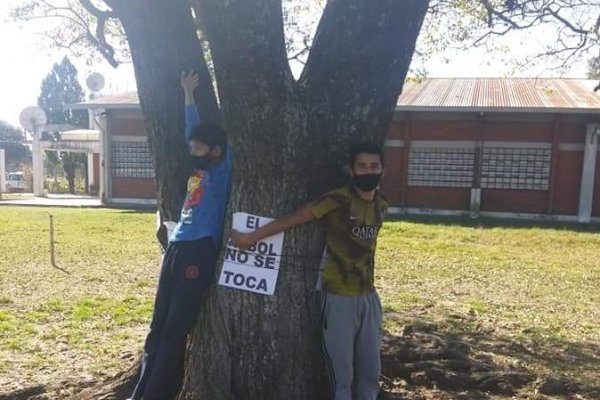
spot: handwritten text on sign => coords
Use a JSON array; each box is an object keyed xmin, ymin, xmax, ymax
[{"xmin": 218, "ymin": 212, "xmax": 284, "ymax": 295}]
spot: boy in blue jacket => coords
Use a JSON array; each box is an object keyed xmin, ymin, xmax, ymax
[{"xmin": 130, "ymin": 71, "xmax": 233, "ymax": 400}]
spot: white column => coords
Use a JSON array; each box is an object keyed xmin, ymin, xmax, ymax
[
  {"xmin": 87, "ymin": 109, "xmax": 96, "ymax": 192},
  {"xmin": 578, "ymin": 123, "xmax": 600, "ymax": 223},
  {"xmin": 0, "ymin": 149, "xmax": 5, "ymax": 193},
  {"xmin": 470, "ymin": 188, "xmax": 481, "ymax": 218},
  {"xmin": 32, "ymin": 125, "xmax": 44, "ymax": 196},
  {"xmin": 87, "ymin": 153, "xmax": 95, "ymax": 187},
  {"xmin": 97, "ymin": 111, "xmax": 107, "ymax": 203}
]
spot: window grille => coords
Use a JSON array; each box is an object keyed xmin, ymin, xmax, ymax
[
  {"xmin": 481, "ymin": 147, "xmax": 550, "ymax": 191},
  {"xmin": 408, "ymin": 147, "xmax": 475, "ymax": 188},
  {"xmin": 111, "ymin": 141, "xmax": 155, "ymax": 178}
]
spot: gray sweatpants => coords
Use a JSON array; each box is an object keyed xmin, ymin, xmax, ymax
[{"xmin": 321, "ymin": 291, "xmax": 383, "ymax": 400}]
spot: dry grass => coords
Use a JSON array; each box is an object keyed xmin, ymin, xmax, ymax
[{"xmin": 1, "ymin": 208, "xmax": 599, "ymax": 398}]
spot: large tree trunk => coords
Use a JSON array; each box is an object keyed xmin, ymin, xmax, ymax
[
  {"xmin": 101, "ymin": 0, "xmax": 429, "ymax": 399},
  {"xmin": 182, "ymin": 2, "xmax": 330, "ymax": 397}
]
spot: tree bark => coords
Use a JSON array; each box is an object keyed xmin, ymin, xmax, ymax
[
  {"xmin": 182, "ymin": 2, "xmax": 327, "ymax": 399},
  {"xmin": 300, "ymin": 0, "xmax": 430, "ymax": 190},
  {"xmin": 95, "ymin": 0, "xmax": 429, "ymax": 399}
]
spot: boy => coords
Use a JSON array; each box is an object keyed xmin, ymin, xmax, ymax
[
  {"xmin": 130, "ymin": 71, "xmax": 233, "ymax": 400},
  {"xmin": 232, "ymin": 141, "xmax": 387, "ymax": 400}
]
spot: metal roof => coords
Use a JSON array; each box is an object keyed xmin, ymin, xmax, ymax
[
  {"xmin": 60, "ymin": 129, "xmax": 100, "ymax": 141},
  {"xmin": 397, "ymin": 78, "xmax": 600, "ymax": 114},
  {"xmin": 69, "ymin": 92, "xmax": 140, "ymax": 110},
  {"xmin": 69, "ymin": 78, "xmax": 600, "ymax": 114}
]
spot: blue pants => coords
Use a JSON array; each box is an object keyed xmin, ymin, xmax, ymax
[{"xmin": 131, "ymin": 238, "xmax": 216, "ymax": 400}]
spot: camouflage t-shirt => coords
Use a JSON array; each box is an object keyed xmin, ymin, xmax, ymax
[{"xmin": 309, "ymin": 185, "xmax": 387, "ymax": 296}]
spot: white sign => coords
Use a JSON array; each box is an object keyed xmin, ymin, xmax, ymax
[{"xmin": 219, "ymin": 212, "xmax": 284, "ymax": 295}]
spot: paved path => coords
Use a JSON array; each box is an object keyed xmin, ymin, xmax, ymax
[{"xmin": 0, "ymin": 193, "xmax": 102, "ymax": 208}]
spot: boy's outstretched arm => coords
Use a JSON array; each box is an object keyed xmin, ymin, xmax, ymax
[
  {"xmin": 181, "ymin": 70, "xmax": 200, "ymax": 141},
  {"xmin": 232, "ymin": 206, "xmax": 315, "ymax": 250}
]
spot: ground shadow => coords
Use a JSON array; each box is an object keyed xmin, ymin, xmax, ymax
[
  {"xmin": 0, "ymin": 386, "xmax": 46, "ymax": 400},
  {"xmin": 3, "ymin": 314, "xmax": 599, "ymax": 399},
  {"xmin": 380, "ymin": 313, "xmax": 600, "ymax": 399}
]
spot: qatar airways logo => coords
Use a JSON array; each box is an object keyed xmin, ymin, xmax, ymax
[{"xmin": 351, "ymin": 225, "xmax": 379, "ymax": 240}]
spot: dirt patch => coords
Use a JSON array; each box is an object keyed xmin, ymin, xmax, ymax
[
  {"xmin": 5, "ymin": 321, "xmax": 597, "ymax": 400},
  {"xmin": 379, "ymin": 322, "xmax": 598, "ymax": 399}
]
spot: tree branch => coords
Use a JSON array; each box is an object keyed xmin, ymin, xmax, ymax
[
  {"xmin": 545, "ymin": 6, "xmax": 589, "ymax": 35},
  {"xmin": 77, "ymin": 0, "xmax": 120, "ymax": 67},
  {"xmin": 192, "ymin": 0, "xmax": 298, "ymax": 151},
  {"xmin": 79, "ymin": 0, "xmax": 115, "ymax": 19},
  {"xmin": 193, "ymin": 0, "xmax": 293, "ymax": 89},
  {"xmin": 422, "ymin": 0, "xmax": 599, "ymax": 75},
  {"xmin": 300, "ymin": 0, "xmax": 429, "ymax": 138}
]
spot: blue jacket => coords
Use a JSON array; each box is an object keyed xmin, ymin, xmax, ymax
[{"xmin": 169, "ymin": 105, "xmax": 233, "ymax": 248}]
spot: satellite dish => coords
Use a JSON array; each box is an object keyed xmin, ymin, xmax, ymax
[
  {"xmin": 86, "ymin": 72, "xmax": 106, "ymax": 93},
  {"xmin": 19, "ymin": 106, "xmax": 48, "ymax": 132}
]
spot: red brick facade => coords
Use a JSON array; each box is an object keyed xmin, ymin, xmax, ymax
[
  {"xmin": 101, "ymin": 108, "xmax": 599, "ymax": 218},
  {"xmin": 380, "ymin": 113, "xmax": 599, "ymax": 217}
]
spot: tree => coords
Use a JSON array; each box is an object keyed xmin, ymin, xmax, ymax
[
  {"xmin": 11, "ymin": 0, "xmax": 128, "ymax": 68},
  {"xmin": 22, "ymin": 1, "xmax": 600, "ymax": 399},
  {"xmin": 588, "ymin": 56, "xmax": 600, "ymax": 79},
  {"xmin": 0, "ymin": 121, "xmax": 30, "ymax": 167},
  {"xmin": 62, "ymin": 1, "xmax": 427, "ymax": 399},
  {"xmin": 38, "ymin": 56, "xmax": 89, "ymax": 194}
]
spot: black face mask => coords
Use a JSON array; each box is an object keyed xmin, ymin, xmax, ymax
[
  {"xmin": 192, "ymin": 154, "xmax": 212, "ymax": 170},
  {"xmin": 353, "ymin": 173, "xmax": 382, "ymax": 192}
]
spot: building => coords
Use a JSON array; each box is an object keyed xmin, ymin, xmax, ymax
[
  {"xmin": 28, "ymin": 124, "xmax": 101, "ymax": 197},
  {"xmin": 72, "ymin": 94, "xmax": 155, "ymax": 205},
  {"xmin": 72, "ymin": 78, "xmax": 600, "ymax": 222}
]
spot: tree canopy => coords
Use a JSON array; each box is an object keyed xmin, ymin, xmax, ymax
[
  {"xmin": 13, "ymin": 0, "xmax": 600, "ymax": 75},
  {"xmin": 0, "ymin": 120, "xmax": 30, "ymax": 166},
  {"xmin": 37, "ymin": 56, "xmax": 89, "ymax": 194}
]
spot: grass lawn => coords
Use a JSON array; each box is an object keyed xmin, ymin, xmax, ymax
[
  {"xmin": 0, "ymin": 207, "xmax": 599, "ymax": 398},
  {"xmin": 0, "ymin": 207, "xmax": 159, "ymax": 393},
  {"xmin": 377, "ymin": 217, "xmax": 600, "ymax": 398}
]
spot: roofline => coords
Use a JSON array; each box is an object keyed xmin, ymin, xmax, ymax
[
  {"xmin": 62, "ymin": 129, "xmax": 101, "ymax": 134},
  {"xmin": 68, "ymin": 103, "xmax": 600, "ymax": 114},
  {"xmin": 395, "ymin": 105, "xmax": 600, "ymax": 115},
  {"xmin": 67, "ymin": 103, "xmax": 141, "ymax": 110}
]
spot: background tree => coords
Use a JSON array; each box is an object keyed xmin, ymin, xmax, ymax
[
  {"xmin": 11, "ymin": 0, "xmax": 128, "ymax": 68},
  {"xmin": 38, "ymin": 56, "xmax": 89, "ymax": 194},
  {"xmin": 0, "ymin": 121, "xmax": 30, "ymax": 168},
  {"xmin": 413, "ymin": 0, "xmax": 600, "ymax": 75},
  {"xmin": 588, "ymin": 56, "xmax": 600, "ymax": 79}
]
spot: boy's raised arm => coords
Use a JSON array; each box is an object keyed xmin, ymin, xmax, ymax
[{"xmin": 181, "ymin": 70, "xmax": 200, "ymax": 141}]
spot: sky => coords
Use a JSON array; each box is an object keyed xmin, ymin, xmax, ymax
[
  {"xmin": 0, "ymin": 1, "xmax": 136, "ymax": 127},
  {"xmin": 0, "ymin": 1, "xmax": 591, "ymax": 128}
]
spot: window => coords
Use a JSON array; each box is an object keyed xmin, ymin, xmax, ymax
[
  {"xmin": 111, "ymin": 141, "xmax": 155, "ymax": 179},
  {"xmin": 408, "ymin": 147, "xmax": 475, "ymax": 188},
  {"xmin": 481, "ymin": 147, "xmax": 551, "ymax": 191}
]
